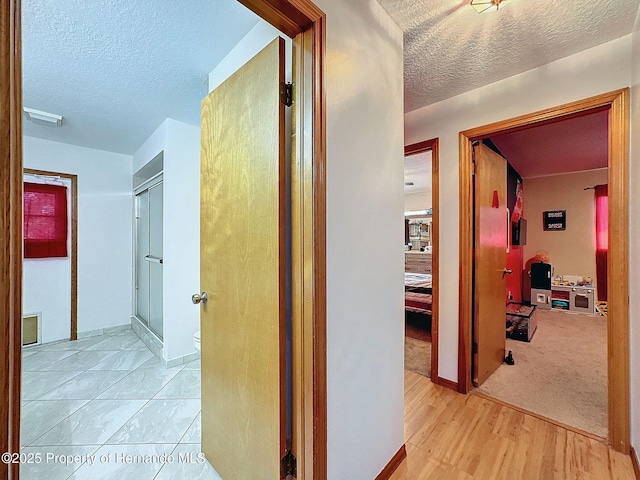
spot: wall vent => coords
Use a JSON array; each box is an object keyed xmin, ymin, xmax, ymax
[{"xmin": 22, "ymin": 313, "xmax": 41, "ymax": 346}]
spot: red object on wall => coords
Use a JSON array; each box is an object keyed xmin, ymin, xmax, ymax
[
  {"xmin": 23, "ymin": 182, "xmax": 68, "ymax": 258},
  {"xmin": 492, "ymin": 190, "xmax": 500, "ymax": 208},
  {"xmin": 506, "ymin": 245, "xmax": 523, "ymax": 304}
]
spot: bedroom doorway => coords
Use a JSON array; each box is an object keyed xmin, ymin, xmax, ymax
[
  {"xmin": 458, "ymin": 89, "xmax": 630, "ymax": 453},
  {"xmin": 471, "ymin": 131, "xmax": 611, "ymax": 440},
  {"xmin": 403, "ymin": 139, "xmax": 439, "ymax": 381}
]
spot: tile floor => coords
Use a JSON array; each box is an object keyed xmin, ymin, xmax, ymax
[{"xmin": 20, "ymin": 328, "xmax": 221, "ymax": 480}]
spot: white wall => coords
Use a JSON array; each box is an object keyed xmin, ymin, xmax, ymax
[
  {"xmin": 162, "ymin": 120, "xmax": 200, "ymax": 362},
  {"xmin": 405, "ymin": 35, "xmax": 633, "ymax": 383},
  {"xmin": 314, "ymin": 1, "xmax": 405, "ymax": 478},
  {"xmin": 132, "ymin": 121, "xmax": 167, "ymax": 174},
  {"xmin": 208, "ymin": 20, "xmax": 289, "ymax": 92},
  {"xmin": 404, "ymin": 191, "xmax": 432, "ymax": 212},
  {"xmin": 523, "ymin": 169, "xmax": 607, "ymax": 291},
  {"xmin": 23, "ymin": 136, "xmax": 133, "ymax": 337},
  {"xmin": 132, "ymin": 119, "xmax": 200, "ymax": 363},
  {"xmin": 629, "ymin": 3, "xmax": 640, "ymax": 461},
  {"xmin": 22, "ymin": 174, "xmax": 72, "ymax": 343},
  {"xmin": 209, "ymin": 3, "xmax": 405, "ymax": 477}
]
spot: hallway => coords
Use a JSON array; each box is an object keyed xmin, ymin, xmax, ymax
[{"xmin": 390, "ymin": 371, "xmax": 635, "ymax": 479}]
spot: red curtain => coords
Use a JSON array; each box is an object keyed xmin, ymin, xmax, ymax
[
  {"xmin": 595, "ymin": 184, "xmax": 608, "ymax": 302},
  {"xmin": 23, "ymin": 182, "xmax": 68, "ymax": 258}
]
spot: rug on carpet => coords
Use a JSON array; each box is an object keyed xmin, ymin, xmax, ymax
[
  {"xmin": 405, "ymin": 336, "xmax": 431, "ymax": 378},
  {"xmin": 475, "ymin": 308, "xmax": 607, "ymax": 438}
]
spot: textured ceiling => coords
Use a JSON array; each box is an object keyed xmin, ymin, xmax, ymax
[
  {"xmin": 491, "ymin": 110, "xmax": 608, "ymax": 179},
  {"xmin": 23, "ymin": 0, "xmax": 640, "ymax": 155},
  {"xmin": 22, "ymin": 0, "xmax": 260, "ymax": 154},
  {"xmin": 376, "ymin": 0, "xmax": 640, "ymax": 112}
]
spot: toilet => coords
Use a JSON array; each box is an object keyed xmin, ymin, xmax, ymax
[{"xmin": 193, "ymin": 330, "xmax": 201, "ymax": 352}]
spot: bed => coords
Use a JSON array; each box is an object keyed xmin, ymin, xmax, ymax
[
  {"xmin": 404, "ymin": 272, "xmax": 432, "ymax": 316},
  {"xmin": 404, "ymin": 272, "xmax": 432, "ymax": 292}
]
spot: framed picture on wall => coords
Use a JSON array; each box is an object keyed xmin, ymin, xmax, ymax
[{"xmin": 543, "ymin": 210, "xmax": 566, "ymax": 231}]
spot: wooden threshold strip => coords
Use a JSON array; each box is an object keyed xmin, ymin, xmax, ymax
[
  {"xmin": 471, "ymin": 390, "xmax": 608, "ymax": 445},
  {"xmin": 433, "ymin": 376, "xmax": 458, "ymax": 392}
]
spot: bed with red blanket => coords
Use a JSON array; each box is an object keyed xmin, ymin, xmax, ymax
[{"xmin": 404, "ymin": 273, "xmax": 432, "ymax": 315}]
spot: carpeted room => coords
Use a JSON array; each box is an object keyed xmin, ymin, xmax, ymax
[
  {"xmin": 402, "ymin": 283, "xmax": 609, "ymax": 439},
  {"xmin": 460, "ymin": 131, "xmax": 611, "ymax": 438},
  {"xmin": 404, "ymin": 311, "xmax": 431, "ymax": 378},
  {"xmin": 476, "ymin": 307, "xmax": 608, "ymax": 438}
]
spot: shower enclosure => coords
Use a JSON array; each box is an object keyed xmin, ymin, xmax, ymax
[{"xmin": 134, "ymin": 177, "xmax": 163, "ymax": 339}]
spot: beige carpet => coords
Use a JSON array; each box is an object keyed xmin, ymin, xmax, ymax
[
  {"xmin": 476, "ymin": 308, "xmax": 608, "ymax": 438},
  {"xmin": 405, "ymin": 336, "xmax": 431, "ymax": 377}
]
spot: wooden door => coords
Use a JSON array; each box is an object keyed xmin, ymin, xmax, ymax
[
  {"xmin": 199, "ymin": 38, "xmax": 286, "ymax": 480},
  {"xmin": 473, "ymin": 143, "xmax": 507, "ymax": 387}
]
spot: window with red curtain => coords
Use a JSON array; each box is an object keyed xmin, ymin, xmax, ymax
[
  {"xmin": 23, "ymin": 182, "xmax": 68, "ymax": 258},
  {"xmin": 595, "ymin": 184, "xmax": 608, "ymax": 302}
]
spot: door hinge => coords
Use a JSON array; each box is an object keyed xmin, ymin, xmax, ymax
[
  {"xmin": 472, "ymin": 342, "xmax": 478, "ymax": 354},
  {"xmin": 280, "ymin": 82, "xmax": 293, "ymax": 107},
  {"xmin": 281, "ymin": 450, "xmax": 297, "ymax": 478}
]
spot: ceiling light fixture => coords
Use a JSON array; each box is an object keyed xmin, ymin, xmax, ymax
[
  {"xmin": 470, "ymin": 0, "xmax": 513, "ymax": 14},
  {"xmin": 23, "ymin": 107, "xmax": 63, "ymax": 127}
]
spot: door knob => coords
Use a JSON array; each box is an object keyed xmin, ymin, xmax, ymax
[
  {"xmin": 503, "ymin": 269, "xmax": 513, "ymax": 275},
  {"xmin": 192, "ymin": 292, "xmax": 208, "ymax": 305}
]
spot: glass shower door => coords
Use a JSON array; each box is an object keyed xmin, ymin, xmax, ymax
[
  {"xmin": 136, "ymin": 190, "xmax": 150, "ymax": 325},
  {"xmin": 135, "ymin": 180, "xmax": 163, "ymax": 339},
  {"xmin": 148, "ymin": 183, "xmax": 163, "ymax": 338}
]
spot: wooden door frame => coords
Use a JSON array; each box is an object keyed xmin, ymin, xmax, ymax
[
  {"xmin": 23, "ymin": 169, "xmax": 78, "ymax": 341},
  {"xmin": 458, "ymin": 89, "xmax": 630, "ymax": 453},
  {"xmin": 1, "ymin": 0, "xmax": 327, "ymax": 478},
  {"xmin": 1, "ymin": 0, "xmax": 22, "ymax": 477},
  {"xmin": 404, "ymin": 139, "xmax": 440, "ymax": 382}
]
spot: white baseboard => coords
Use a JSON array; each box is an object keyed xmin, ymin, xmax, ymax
[
  {"xmin": 77, "ymin": 323, "xmax": 131, "ymax": 339},
  {"xmin": 130, "ymin": 317, "xmax": 200, "ymax": 367},
  {"xmin": 165, "ymin": 350, "xmax": 200, "ymax": 368}
]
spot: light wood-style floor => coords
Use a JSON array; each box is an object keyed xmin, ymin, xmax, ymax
[{"xmin": 390, "ymin": 370, "xmax": 636, "ymax": 480}]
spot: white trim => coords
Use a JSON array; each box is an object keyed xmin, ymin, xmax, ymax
[{"xmin": 133, "ymin": 171, "xmax": 163, "ymax": 196}]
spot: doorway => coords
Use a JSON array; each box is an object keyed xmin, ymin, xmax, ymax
[
  {"xmin": 1, "ymin": 1, "xmax": 327, "ymax": 479},
  {"xmin": 404, "ymin": 139, "xmax": 440, "ymax": 382},
  {"xmin": 22, "ymin": 169, "xmax": 78, "ymax": 343},
  {"xmin": 471, "ymin": 130, "xmax": 610, "ymax": 439},
  {"xmin": 458, "ymin": 89, "xmax": 630, "ymax": 453}
]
